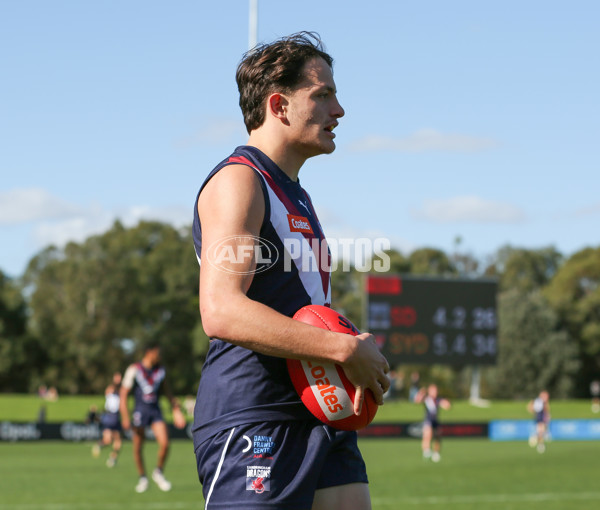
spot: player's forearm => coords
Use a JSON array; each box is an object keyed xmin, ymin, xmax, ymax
[
  {"xmin": 169, "ymin": 396, "xmax": 180, "ymax": 411},
  {"xmin": 200, "ymin": 292, "xmax": 356, "ymax": 365}
]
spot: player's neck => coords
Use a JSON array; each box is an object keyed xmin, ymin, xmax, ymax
[
  {"xmin": 141, "ymin": 357, "xmax": 154, "ymax": 369},
  {"xmin": 247, "ymin": 131, "xmax": 305, "ymax": 182}
]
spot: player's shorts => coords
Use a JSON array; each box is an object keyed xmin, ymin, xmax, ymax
[
  {"xmin": 424, "ymin": 419, "xmax": 440, "ymax": 435},
  {"xmin": 132, "ymin": 405, "xmax": 164, "ymax": 428},
  {"xmin": 196, "ymin": 419, "xmax": 368, "ymax": 510},
  {"xmin": 100, "ymin": 412, "xmax": 121, "ymax": 431}
]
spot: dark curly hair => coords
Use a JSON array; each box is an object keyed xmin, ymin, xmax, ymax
[{"xmin": 236, "ymin": 32, "xmax": 334, "ymax": 134}]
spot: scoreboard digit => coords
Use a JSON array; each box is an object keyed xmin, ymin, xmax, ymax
[{"xmin": 366, "ymin": 275, "xmax": 498, "ymax": 366}]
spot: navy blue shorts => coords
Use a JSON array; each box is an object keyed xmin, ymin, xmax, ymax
[
  {"xmin": 424, "ymin": 419, "xmax": 441, "ymax": 436},
  {"xmin": 196, "ymin": 420, "xmax": 368, "ymax": 509},
  {"xmin": 100, "ymin": 412, "xmax": 122, "ymax": 431},
  {"xmin": 132, "ymin": 405, "xmax": 164, "ymax": 428}
]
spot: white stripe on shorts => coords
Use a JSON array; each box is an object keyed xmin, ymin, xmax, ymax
[{"xmin": 204, "ymin": 427, "xmax": 236, "ymax": 509}]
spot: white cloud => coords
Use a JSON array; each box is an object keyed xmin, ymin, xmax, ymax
[
  {"xmin": 32, "ymin": 204, "xmax": 191, "ymax": 249},
  {"xmin": 0, "ymin": 188, "xmax": 191, "ymax": 252},
  {"xmin": 33, "ymin": 213, "xmax": 113, "ymax": 249},
  {"xmin": 412, "ymin": 195, "xmax": 526, "ymax": 223},
  {"xmin": 0, "ymin": 188, "xmax": 83, "ymax": 225},
  {"xmin": 120, "ymin": 205, "xmax": 191, "ymax": 228},
  {"xmin": 351, "ymin": 128, "xmax": 498, "ymax": 153}
]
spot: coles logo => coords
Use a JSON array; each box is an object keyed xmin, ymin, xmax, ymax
[{"xmin": 287, "ymin": 214, "xmax": 313, "ymax": 234}]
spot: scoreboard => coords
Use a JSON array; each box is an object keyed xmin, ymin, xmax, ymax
[{"xmin": 366, "ymin": 275, "xmax": 498, "ymax": 366}]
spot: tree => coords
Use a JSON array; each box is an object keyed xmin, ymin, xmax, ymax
[
  {"xmin": 488, "ymin": 289, "xmax": 580, "ymax": 398},
  {"xmin": 450, "ymin": 236, "xmax": 480, "ymax": 276},
  {"xmin": 330, "ymin": 264, "xmax": 362, "ymax": 327},
  {"xmin": 23, "ymin": 221, "xmax": 202, "ymax": 394},
  {"xmin": 484, "ymin": 245, "xmax": 563, "ymax": 292},
  {"xmin": 0, "ymin": 271, "xmax": 44, "ymax": 392},
  {"xmin": 408, "ymin": 248, "xmax": 456, "ymax": 276},
  {"xmin": 544, "ymin": 247, "xmax": 600, "ymax": 392}
]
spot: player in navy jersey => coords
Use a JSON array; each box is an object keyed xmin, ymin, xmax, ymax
[
  {"xmin": 120, "ymin": 343, "xmax": 186, "ymax": 493},
  {"xmin": 92, "ymin": 371, "xmax": 123, "ymax": 467},
  {"xmin": 527, "ymin": 390, "xmax": 550, "ymax": 453},
  {"xmin": 415, "ymin": 384, "xmax": 451, "ymax": 462},
  {"xmin": 192, "ymin": 32, "xmax": 390, "ymax": 510}
]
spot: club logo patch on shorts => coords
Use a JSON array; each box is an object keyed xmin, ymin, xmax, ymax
[{"xmin": 246, "ymin": 465, "xmax": 271, "ymax": 493}]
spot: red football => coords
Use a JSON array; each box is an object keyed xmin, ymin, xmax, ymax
[{"xmin": 287, "ymin": 304, "xmax": 378, "ymax": 431}]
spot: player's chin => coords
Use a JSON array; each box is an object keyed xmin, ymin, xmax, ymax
[
  {"xmin": 322, "ymin": 144, "xmax": 336, "ymax": 155},
  {"xmin": 320, "ymin": 138, "xmax": 337, "ymax": 154}
]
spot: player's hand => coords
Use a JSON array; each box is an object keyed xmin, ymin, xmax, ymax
[
  {"xmin": 341, "ymin": 332, "xmax": 390, "ymax": 415},
  {"xmin": 121, "ymin": 415, "xmax": 131, "ymax": 431},
  {"xmin": 172, "ymin": 408, "xmax": 186, "ymax": 429}
]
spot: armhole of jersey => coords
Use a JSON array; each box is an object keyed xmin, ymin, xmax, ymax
[{"xmin": 197, "ymin": 163, "xmax": 270, "ymax": 236}]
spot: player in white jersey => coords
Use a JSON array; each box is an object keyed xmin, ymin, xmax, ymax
[
  {"xmin": 527, "ymin": 390, "xmax": 550, "ymax": 453},
  {"xmin": 415, "ymin": 384, "xmax": 451, "ymax": 462},
  {"xmin": 92, "ymin": 372, "xmax": 123, "ymax": 467}
]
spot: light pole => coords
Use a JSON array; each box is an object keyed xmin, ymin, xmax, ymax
[{"xmin": 248, "ymin": 0, "xmax": 258, "ymax": 51}]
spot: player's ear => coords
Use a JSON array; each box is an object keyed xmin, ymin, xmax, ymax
[{"xmin": 268, "ymin": 93, "xmax": 289, "ymax": 124}]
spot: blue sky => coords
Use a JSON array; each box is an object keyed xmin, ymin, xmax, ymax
[{"xmin": 1, "ymin": 0, "xmax": 598, "ymax": 278}]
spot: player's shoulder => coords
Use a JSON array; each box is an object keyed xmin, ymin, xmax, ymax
[
  {"xmin": 123, "ymin": 363, "xmax": 141, "ymax": 378},
  {"xmin": 198, "ymin": 163, "xmax": 266, "ymax": 225},
  {"xmin": 204, "ymin": 163, "xmax": 262, "ymax": 193}
]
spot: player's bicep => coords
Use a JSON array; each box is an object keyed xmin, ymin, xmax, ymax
[
  {"xmin": 121, "ymin": 365, "xmax": 137, "ymax": 391},
  {"xmin": 198, "ymin": 165, "xmax": 265, "ymax": 295}
]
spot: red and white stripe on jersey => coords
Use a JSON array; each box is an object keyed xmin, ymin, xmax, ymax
[{"xmin": 228, "ymin": 155, "xmax": 331, "ymax": 306}]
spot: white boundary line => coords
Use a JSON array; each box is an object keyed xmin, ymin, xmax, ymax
[
  {"xmin": 373, "ymin": 491, "xmax": 600, "ymax": 505},
  {"xmin": 3, "ymin": 492, "xmax": 600, "ymax": 510},
  {"xmin": 0, "ymin": 503, "xmax": 197, "ymax": 510}
]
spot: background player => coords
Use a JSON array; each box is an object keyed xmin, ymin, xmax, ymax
[
  {"xmin": 120, "ymin": 342, "xmax": 186, "ymax": 493},
  {"xmin": 528, "ymin": 390, "xmax": 551, "ymax": 453},
  {"xmin": 590, "ymin": 380, "xmax": 600, "ymax": 413},
  {"xmin": 192, "ymin": 32, "xmax": 389, "ymax": 509},
  {"xmin": 415, "ymin": 384, "xmax": 451, "ymax": 462},
  {"xmin": 92, "ymin": 371, "xmax": 123, "ymax": 467}
]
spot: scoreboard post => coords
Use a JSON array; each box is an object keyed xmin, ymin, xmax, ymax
[{"xmin": 365, "ymin": 275, "xmax": 498, "ymax": 367}]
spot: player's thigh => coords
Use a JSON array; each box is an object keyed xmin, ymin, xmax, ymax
[
  {"xmin": 112, "ymin": 431, "xmax": 122, "ymax": 448},
  {"xmin": 422, "ymin": 424, "xmax": 433, "ymax": 441},
  {"xmin": 312, "ymin": 482, "xmax": 371, "ymax": 510},
  {"xmin": 102, "ymin": 428, "xmax": 112, "ymax": 444},
  {"xmin": 132, "ymin": 426, "xmax": 145, "ymax": 448},
  {"xmin": 151, "ymin": 420, "xmax": 169, "ymax": 446}
]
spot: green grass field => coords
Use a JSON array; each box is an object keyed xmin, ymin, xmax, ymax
[
  {"xmin": 2, "ymin": 394, "xmax": 598, "ymax": 422},
  {"xmin": 1, "ymin": 396, "xmax": 599, "ymax": 509},
  {"xmin": 1, "ymin": 439, "xmax": 599, "ymax": 509}
]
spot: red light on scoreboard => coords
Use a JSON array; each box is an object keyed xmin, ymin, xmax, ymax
[{"xmin": 366, "ymin": 276, "xmax": 402, "ymax": 295}]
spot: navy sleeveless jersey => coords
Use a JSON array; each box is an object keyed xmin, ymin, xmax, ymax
[
  {"xmin": 122, "ymin": 362, "xmax": 166, "ymax": 409},
  {"xmin": 191, "ymin": 146, "xmax": 331, "ymax": 448}
]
